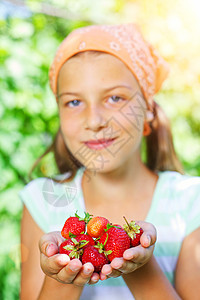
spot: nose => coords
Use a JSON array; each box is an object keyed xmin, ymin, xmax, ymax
[{"xmin": 84, "ymin": 104, "xmax": 108, "ymax": 131}]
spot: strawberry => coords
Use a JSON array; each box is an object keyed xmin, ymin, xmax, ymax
[
  {"xmin": 87, "ymin": 216, "xmax": 110, "ymax": 238},
  {"xmin": 123, "ymin": 217, "xmax": 143, "ymax": 247},
  {"xmin": 82, "ymin": 245, "xmax": 109, "ymax": 273},
  {"xmin": 61, "ymin": 212, "xmax": 92, "ymax": 239},
  {"xmin": 59, "ymin": 238, "xmax": 83, "ymax": 259},
  {"xmin": 59, "ymin": 234, "xmax": 94, "ymax": 259},
  {"xmin": 75, "ymin": 233, "xmax": 95, "ymax": 249},
  {"xmin": 99, "ymin": 225, "xmax": 131, "ymax": 261}
]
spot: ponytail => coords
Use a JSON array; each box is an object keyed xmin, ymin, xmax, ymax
[
  {"xmin": 28, "ymin": 127, "xmax": 83, "ymax": 183},
  {"xmin": 146, "ymin": 101, "xmax": 184, "ymax": 174}
]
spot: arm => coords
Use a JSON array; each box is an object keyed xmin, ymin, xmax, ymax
[
  {"xmin": 20, "ymin": 205, "xmax": 45, "ymax": 299},
  {"xmin": 175, "ymin": 227, "xmax": 200, "ymax": 299},
  {"xmin": 20, "ymin": 205, "xmax": 93, "ymax": 300},
  {"xmin": 122, "ymin": 256, "xmax": 181, "ymax": 300},
  {"xmin": 120, "ymin": 227, "xmax": 200, "ymax": 300}
]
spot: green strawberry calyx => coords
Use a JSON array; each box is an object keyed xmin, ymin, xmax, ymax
[
  {"xmin": 123, "ymin": 217, "xmax": 141, "ymax": 239},
  {"xmin": 63, "ymin": 238, "xmax": 89, "ymax": 259},
  {"xmin": 62, "ymin": 243, "xmax": 83, "ymax": 259},
  {"xmin": 69, "ymin": 232, "xmax": 77, "ymax": 238},
  {"xmin": 74, "ymin": 211, "xmax": 93, "ymax": 224},
  {"xmin": 94, "ymin": 234, "xmax": 112, "ymax": 257},
  {"xmin": 70, "ymin": 238, "xmax": 89, "ymax": 248},
  {"xmin": 104, "ymin": 223, "xmax": 121, "ymax": 232}
]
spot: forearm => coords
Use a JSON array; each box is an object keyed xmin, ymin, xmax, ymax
[
  {"xmin": 37, "ymin": 275, "xmax": 83, "ymax": 300},
  {"xmin": 123, "ymin": 256, "xmax": 181, "ymax": 300}
]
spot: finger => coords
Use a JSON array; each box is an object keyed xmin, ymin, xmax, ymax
[
  {"xmin": 40, "ymin": 240, "xmax": 58, "ymax": 257},
  {"xmin": 88, "ymin": 273, "xmax": 100, "ymax": 285},
  {"xmin": 46, "ymin": 243, "xmax": 59, "ymax": 257},
  {"xmin": 40, "ymin": 253, "xmax": 70, "ymax": 275},
  {"xmin": 123, "ymin": 244, "xmax": 153, "ymax": 263},
  {"xmin": 101, "ymin": 264, "xmax": 112, "ymax": 276},
  {"xmin": 72, "ymin": 263, "xmax": 94, "ymax": 286},
  {"xmin": 39, "ymin": 232, "xmax": 64, "ymax": 258},
  {"xmin": 56, "ymin": 259, "xmax": 82, "ymax": 284},
  {"xmin": 136, "ymin": 221, "xmax": 157, "ymax": 247},
  {"xmin": 101, "ymin": 263, "xmax": 122, "ymax": 278},
  {"xmin": 99, "ymin": 273, "xmax": 107, "ymax": 281},
  {"xmin": 111, "ymin": 257, "xmax": 138, "ymax": 274}
]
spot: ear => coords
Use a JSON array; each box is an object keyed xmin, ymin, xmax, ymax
[
  {"xmin": 143, "ymin": 110, "xmax": 154, "ymax": 136},
  {"xmin": 143, "ymin": 121, "xmax": 152, "ymax": 136}
]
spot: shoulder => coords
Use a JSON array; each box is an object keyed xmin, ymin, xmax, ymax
[
  {"xmin": 158, "ymin": 171, "xmax": 200, "ymax": 196},
  {"xmin": 19, "ymin": 171, "xmax": 72, "ymax": 197},
  {"xmin": 18, "ymin": 169, "xmax": 85, "ymax": 233},
  {"xmin": 157, "ymin": 171, "xmax": 200, "ymax": 235}
]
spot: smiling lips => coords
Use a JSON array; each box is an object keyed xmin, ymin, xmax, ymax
[{"xmin": 84, "ymin": 138, "xmax": 117, "ymax": 150}]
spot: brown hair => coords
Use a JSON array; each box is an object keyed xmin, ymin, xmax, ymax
[
  {"xmin": 28, "ymin": 100, "xmax": 183, "ymax": 183},
  {"xmin": 28, "ymin": 128, "xmax": 83, "ymax": 183},
  {"xmin": 146, "ymin": 101, "xmax": 183, "ymax": 174}
]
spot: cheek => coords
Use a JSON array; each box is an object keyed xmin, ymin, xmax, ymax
[
  {"xmin": 118, "ymin": 99, "xmax": 145, "ymax": 135},
  {"xmin": 115, "ymin": 108, "xmax": 144, "ymax": 139},
  {"xmin": 59, "ymin": 111, "xmax": 82, "ymax": 139}
]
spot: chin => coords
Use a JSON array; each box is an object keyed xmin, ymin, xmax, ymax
[{"xmin": 84, "ymin": 158, "xmax": 127, "ymax": 176}]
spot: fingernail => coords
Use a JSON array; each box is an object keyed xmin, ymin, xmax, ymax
[
  {"xmin": 113, "ymin": 264, "xmax": 121, "ymax": 269},
  {"xmin": 69, "ymin": 265, "xmax": 80, "ymax": 272},
  {"xmin": 92, "ymin": 276, "xmax": 99, "ymax": 282},
  {"xmin": 58, "ymin": 254, "xmax": 70, "ymax": 264},
  {"xmin": 145, "ymin": 235, "xmax": 151, "ymax": 246},
  {"xmin": 84, "ymin": 268, "xmax": 92, "ymax": 275},
  {"xmin": 112, "ymin": 258, "xmax": 122, "ymax": 269}
]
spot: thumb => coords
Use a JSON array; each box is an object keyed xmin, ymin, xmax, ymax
[
  {"xmin": 136, "ymin": 221, "xmax": 157, "ymax": 248},
  {"xmin": 45, "ymin": 243, "xmax": 59, "ymax": 257},
  {"xmin": 39, "ymin": 241, "xmax": 59, "ymax": 257},
  {"xmin": 39, "ymin": 232, "xmax": 62, "ymax": 257}
]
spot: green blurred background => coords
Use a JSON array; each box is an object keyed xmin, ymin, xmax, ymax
[{"xmin": 0, "ymin": 0, "xmax": 200, "ymax": 299}]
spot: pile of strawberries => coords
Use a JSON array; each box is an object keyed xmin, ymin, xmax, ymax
[{"xmin": 59, "ymin": 212, "xmax": 143, "ymax": 273}]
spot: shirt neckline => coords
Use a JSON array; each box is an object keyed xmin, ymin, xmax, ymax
[{"xmin": 76, "ymin": 166, "xmax": 166, "ymax": 221}]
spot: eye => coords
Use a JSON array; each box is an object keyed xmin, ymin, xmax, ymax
[
  {"xmin": 108, "ymin": 95, "xmax": 124, "ymax": 104},
  {"xmin": 65, "ymin": 99, "xmax": 81, "ymax": 107}
]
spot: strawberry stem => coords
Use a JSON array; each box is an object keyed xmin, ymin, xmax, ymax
[{"xmin": 123, "ymin": 216, "xmax": 132, "ymax": 230}]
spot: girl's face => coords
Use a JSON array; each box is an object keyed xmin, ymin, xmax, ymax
[{"xmin": 57, "ymin": 52, "xmax": 147, "ymax": 173}]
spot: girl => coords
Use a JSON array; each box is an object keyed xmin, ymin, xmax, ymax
[{"xmin": 19, "ymin": 24, "xmax": 200, "ymax": 300}]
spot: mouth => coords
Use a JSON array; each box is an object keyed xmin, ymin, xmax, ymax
[{"xmin": 84, "ymin": 137, "xmax": 117, "ymax": 150}]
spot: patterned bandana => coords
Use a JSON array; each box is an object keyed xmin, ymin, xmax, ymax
[{"xmin": 49, "ymin": 23, "xmax": 169, "ymax": 103}]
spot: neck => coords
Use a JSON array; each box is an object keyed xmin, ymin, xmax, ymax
[{"xmin": 82, "ymin": 153, "xmax": 157, "ymax": 203}]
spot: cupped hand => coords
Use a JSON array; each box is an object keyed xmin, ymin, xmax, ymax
[
  {"xmin": 39, "ymin": 231, "xmax": 100, "ymax": 286},
  {"xmin": 100, "ymin": 221, "xmax": 157, "ymax": 280}
]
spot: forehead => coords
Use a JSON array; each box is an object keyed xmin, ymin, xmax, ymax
[
  {"xmin": 61, "ymin": 51, "xmax": 130, "ymax": 71},
  {"xmin": 58, "ymin": 51, "xmax": 140, "ymax": 88}
]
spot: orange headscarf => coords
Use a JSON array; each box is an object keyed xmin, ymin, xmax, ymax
[{"xmin": 49, "ymin": 23, "xmax": 169, "ymax": 104}]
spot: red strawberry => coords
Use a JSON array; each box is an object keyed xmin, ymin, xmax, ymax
[
  {"xmin": 59, "ymin": 235, "xmax": 94, "ymax": 259},
  {"xmin": 99, "ymin": 225, "xmax": 131, "ymax": 261},
  {"xmin": 75, "ymin": 234, "xmax": 95, "ymax": 249},
  {"xmin": 87, "ymin": 216, "xmax": 110, "ymax": 238},
  {"xmin": 61, "ymin": 212, "xmax": 92, "ymax": 239},
  {"xmin": 59, "ymin": 238, "xmax": 82, "ymax": 259},
  {"xmin": 123, "ymin": 217, "xmax": 143, "ymax": 247},
  {"xmin": 82, "ymin": 245, "xmax": 109, "ymax": 273}
]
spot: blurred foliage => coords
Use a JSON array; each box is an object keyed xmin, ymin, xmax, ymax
[{"xmin": 0, "ymin": 0, "xmax": 200, "ymax": 299}]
